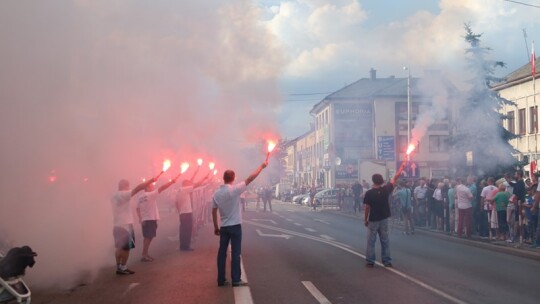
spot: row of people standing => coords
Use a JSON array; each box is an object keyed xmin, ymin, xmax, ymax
[
  {"xmin": 392, "ymin": 171, "xmax": 539, "ymax": 244},
  {"xmin": 110, "ymin": 174, "xmax": 211, "ymax": 275}
]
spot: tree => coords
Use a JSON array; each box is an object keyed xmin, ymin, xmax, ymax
[{"xmin": 448, "ymin": 24, "xmax": 517, "ymax": 177}]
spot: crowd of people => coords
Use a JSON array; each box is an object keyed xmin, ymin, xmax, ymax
[
  {"xmin": 110, "ymin": 160, "xmax": 269, "ymax": 289},
  {"xmin": 386, "ymin": 171, "xmax": 540, "ymax": 247}
]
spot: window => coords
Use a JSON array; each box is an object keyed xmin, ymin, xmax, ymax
[
  {"xmin": 519, "ymin": 108, "xmax": 526, "ymax": 135},
  {"xmin": 429, "ymin": 135, "xmax": 448, "ymax": 152},
  {"xmin": 530, "ymin": 106, "xmax": 538, "ymax": 134},
  {"xmin": 507, "ymin": 111, "xmax": 515, "ymax": 134}
]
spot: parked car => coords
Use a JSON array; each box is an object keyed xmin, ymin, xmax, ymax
[
  {"xmin": 301, "ymin": 195, "xmax": 311, "ymax": 206},
  {"xmin": 292, "ymin": 193, "xmax": 308, "ymax": 205},
  {"xmin": 314, "ymin": 188, "xmax": 339, "ymax": 207}
]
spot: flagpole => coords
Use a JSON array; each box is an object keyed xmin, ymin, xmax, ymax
[{"xmin": 533, "ymin": 41, "xmax": 537, "ymax": 166}]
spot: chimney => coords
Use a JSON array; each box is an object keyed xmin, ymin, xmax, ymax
[{"xmin": 369, "ymin": 68, "xmax": 376, "ymax": 80}]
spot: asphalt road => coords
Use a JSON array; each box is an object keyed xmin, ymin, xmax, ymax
[
  {"xmin": 241, "ymin": 202, "xmax": 539, "ymax": 304},
  {"xmin": 29, "ymin": 200, "xmax": 540, "ymax": 304}
]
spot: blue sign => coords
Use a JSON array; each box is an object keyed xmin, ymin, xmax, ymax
[
  {"xmin": 397, "ymin": 161, "xmax": 419, "ymax": 179},
  {"xmin": 377, "ymin": 136, "xmax": 395, "ymax": 161}
]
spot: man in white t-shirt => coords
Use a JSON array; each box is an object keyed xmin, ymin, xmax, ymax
[
  {"xmin": 480, "ymin": 177, "xmax": 497, "ymax": 238},
  {"xmin": 212, "ymin": 160, "xmax": 267, "ymax": 287},
  {"xmin": 455, "ymin": 177, "xmax": 473, "ymax": 238},
  {"xmin": 176, "ymin": 176, "xmax": 209, "ymax": 251},
  {"xmin": 137, "ymin": 179, "xmax": 176, "ymax": 262},
  {"xmin": 111, "ymin": 178, "xmax": 155, "ymax": 275}
]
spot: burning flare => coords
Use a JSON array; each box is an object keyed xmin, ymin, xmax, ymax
[
  {"xmin": 209, "ymin": 162, "xmax": 215, "ymax": 170},
  {"xmin": 180, "ymin": 162, "xmax": 190, "ymax": 174},
  {"xmin": 267, "ymin": 140, "xmax": 277, "ymax": 153},
  {"xmin": 213, "ymin": 169, "xmax": 218, "ymax": 176},
  {"xmin": 162, "ymin": 159, "xmax": 172, "ymax": 172},
  {"xmin": 197, "ymin": 158, "xmax": 203, "ymax": 166},
  {"xmin": 406, "ymin": 143, "xmax": 415, "ymax": 155}
]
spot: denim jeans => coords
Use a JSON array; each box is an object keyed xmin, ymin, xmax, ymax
[
  {"xmin": 365, "ymin": 218, "xmax": 391, "ymax": 264},
  {"xmin": 217, "ymin": 224, "xmax": 242, "ymax": 284}
]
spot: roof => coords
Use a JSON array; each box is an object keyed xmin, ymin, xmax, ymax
[
  {"xmin": 493, "ymin": 57, "xmax": 538, "ymax": 90},
  {"xmin": 310, "ymin": 73, "xmax": 459, "ymax": 114}
]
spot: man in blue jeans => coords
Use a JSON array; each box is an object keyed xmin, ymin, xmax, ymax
[
  {"xmin": 363, "ymin": 163, "xmax": 405, "ymax": 267},
  {"xmin": 212, "ymin": 160, "xmax": 268, "ymax": 287}
]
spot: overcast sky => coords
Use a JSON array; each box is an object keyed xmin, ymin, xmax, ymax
[{"xmin": 261, "ymin": 0, "xmax": 540, "ymax": 138}]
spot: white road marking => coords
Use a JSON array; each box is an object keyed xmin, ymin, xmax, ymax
[
  {"xmin": 245, "ymin": 220, "xmax": 468, "ymax": 304},
  {"xmin": 167, "ymin": 235, "xmax": 179, "ymax": 241},
  {"xmin": 256, "ymin": 229, "xmax": 293, "ymax": 239},
  {"xmin": 320, "ymin": 234, "xmax": 335, "ymax": 241},
  {"xmin": 304, "ymin": 228, "xmax": 317, "ymax": 233},
  {"xmin": 234, "ymin": 258, "xmax": 254, "ymax": 304},
  {"xmin": 294, "ymin": 223, "xmax": 303, "ymax": 226},
  {"xmin": 302, "ymin": 281, "xmax": 332, "ymax": 304},
  {"xmin": 252, "ymin": 219, "xmax": 277, "ymax": 225},
  {"xmin": 314, "ymin": 219, "xmax": 331, "ymax": 225},
  {"xmin": 286, "ymin": 218, "xmax": 293, "ymax": 222},
  {"xmin": 122, "ymin": 283, "xmax": 140, "ymax": 297}
]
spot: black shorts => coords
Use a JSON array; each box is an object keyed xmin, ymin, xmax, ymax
[
  {"xmin": 142, "ymin": 220, "xmax": 158, "ymax": 238},
  {"xmin": 113, "ymin": 224, "xmax": 135, "ymax": 250}
]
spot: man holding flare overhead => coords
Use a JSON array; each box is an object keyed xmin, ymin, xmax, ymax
[
  {"xmin": 136, "ymin": 159, "xmax": 178, "ymax": 262},
  {"xmin": 212, "ymin": 140, "xmax": 273, "ymax": 287},
  {"xmin": 363, "ymin": 159, "xmax": 407, "ymax": 268}
]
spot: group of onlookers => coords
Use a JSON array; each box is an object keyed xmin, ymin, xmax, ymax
[{"xmin": 390, "ymin": 171, "xmax": 540, "ymax": 247}]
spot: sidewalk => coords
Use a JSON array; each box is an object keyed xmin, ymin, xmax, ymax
[
  {"xmin": 32, "ymin": 216, "xmax": 235, "ymax": 304},
  {"xmin": 326, "ymin": 208, "xmax": 540, "ymax": 262}
]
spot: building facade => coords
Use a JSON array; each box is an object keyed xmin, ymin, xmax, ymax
[
  {"xmin": 493, "ymin": 58, "xmax": 539, "ymax": 171},
  {"xmin": 284, "ymin": 69, "xmax": 458, "ymax": 189}
]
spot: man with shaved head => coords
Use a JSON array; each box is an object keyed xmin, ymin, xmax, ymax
[
  {"xmin": 212, "ymin": 160, "xmax": 268, "ymax": 287},
  {"xmin": 111, "ymin": 177, "xmax": 155, "ymax": 275}
]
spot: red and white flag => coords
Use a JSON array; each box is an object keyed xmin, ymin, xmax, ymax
[{"xmin": 532, "ymin": 41, "xmax": 536, "ymax": 78}]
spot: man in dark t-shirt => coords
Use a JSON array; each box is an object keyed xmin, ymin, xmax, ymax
[{"xmin": 364, "ymin": 164, "xmax": 405, "ymax": 267}]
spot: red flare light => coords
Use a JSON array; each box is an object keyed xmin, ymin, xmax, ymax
[
  {"xmin": 181, "ymin": 162, "xmax": 190, "ymax": 174},
  {"xmin": 406, "ymin": 144, "xmax": 415, "ymax": 155},
  {"xmin": 267, "ymin": 140, "xmax": 277, "ymax": 153},
  {"xmin": 209, "ymin": 162, "xmax": 215, "ymax": 170},
  {"xmin": 213, "ymin": 169, "xmax": 218, "ymax": 176},
  {"xmin": 197, "ymin": 158, "xmax": 203, "ymax": 166},
  {"xmin": 162, "ymin": 159, "xmax": 172, "ymax": 172}
]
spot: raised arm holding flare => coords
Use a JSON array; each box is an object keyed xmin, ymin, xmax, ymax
[{"xmin": 212, "ymin": 160, "xmax": 268, "ymax": 287}]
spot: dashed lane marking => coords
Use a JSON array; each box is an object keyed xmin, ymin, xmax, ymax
[
  {"xmin": 302, "ymin": 281, "xmax": 332, "ymax": 304},
  {"xmin": 244, "ymin": 220, "xmax": 468, "ymax": 304}
]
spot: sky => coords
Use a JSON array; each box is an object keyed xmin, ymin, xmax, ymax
[
  {"xmin": 260, "ymin": 0, "xmax": 540, "ymax": 138},
  {"xmin": 0, "ymin": 0, "xmax": 539, "ymax": 288}
]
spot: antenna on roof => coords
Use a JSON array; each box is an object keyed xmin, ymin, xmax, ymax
[{"xmin": 523, "ymin": 28, "xmax": 531, "ymax": 62}]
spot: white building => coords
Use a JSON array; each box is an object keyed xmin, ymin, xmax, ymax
[
  {"xmin": 493, "ymin": 58, "xmax": 539, "ymax": 170},
  {"xmin": 286, "ymin": 69, "xmax": 459, "ymax": 189}
]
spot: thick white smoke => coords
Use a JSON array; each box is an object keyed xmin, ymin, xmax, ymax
[{"xmin": 0, "ymin": 0, "xmax": 285, "ymax": 288}]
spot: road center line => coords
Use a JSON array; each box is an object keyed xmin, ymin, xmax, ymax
[
  {"xmin": 244, "ymin": 220, "xmax": 468, "ymax": 304},
  {"xmin": 234, "ymin": 257, "xmax": 254, "ymax": 304},
  {"xmin": 302, "ymin": 281, "xmax": 332, "ymax": 304}
]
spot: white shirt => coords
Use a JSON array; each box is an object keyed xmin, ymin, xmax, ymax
[
  {"xmin": 176, "ymin": 186, "xmax": 194, "ymax": 214},
  {"xmin": 455, "ymin": 184, "xmax": 473, "ymax": 209},
  {"xmin": 111, "ymin": 191, "xmax": 133, "ymax": 226},
  {"xmin": 212, "ymin": 181, "xmax": 247, "ymax": 227},
  {"xmin": 433, "ymin": 188, "xmax": 443, "ymax": 201},
  {"xmin": 481, "ymin": 185, "xmax": 497, "ymax": 199},
  {"xmin": 137, "ymin": 190, "xmax": 160, "ymax": 221}
]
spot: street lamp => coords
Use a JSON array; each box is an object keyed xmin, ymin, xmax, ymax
[{"xmin": 403, "ymin": 66, "xmax": 411, "ymax": 161}]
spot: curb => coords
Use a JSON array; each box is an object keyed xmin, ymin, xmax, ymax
[{"xmin": 322, "ymin": 209, "xmax": 540, "ymax": 261}]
